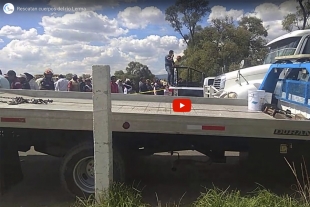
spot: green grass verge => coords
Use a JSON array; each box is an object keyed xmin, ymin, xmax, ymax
[
  {"xmin": 73, "ymin": 184, "xmax": 309, "ymax": 207},
  {"xmin": 73, "ymin": 183, "xmax": 148, "ymax": 207},
  {"xmin": 193, "ymin": 188, "xmax": 307, "ymax": 207}
]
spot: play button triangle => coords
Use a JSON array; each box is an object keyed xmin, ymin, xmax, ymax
[{"xmin": 180, "ymin": 103, "xmax": 185, "ymax": 108}]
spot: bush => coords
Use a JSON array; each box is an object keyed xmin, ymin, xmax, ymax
[{"xmin": 73, "ymin": 183, "xmax": 149, "ymax": 207}]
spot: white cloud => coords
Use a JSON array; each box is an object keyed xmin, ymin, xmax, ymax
[
  {"xmin": 0, "ymin": 26, "xmax": 38, "ymax": 39},
  {"xmin": 208, "ymin": 6, "xmax": 244, "ymax": 22},
  {"xmin": 0, "ymin": 9, "xmax": 185, "ymax": 76},
  {"xmin": 40, "ymin": 11, "xmax": 128, "ymax": 42},
  {"xmin": 208, "ymin": 1, "xmax": 299, "ymax": 40},
  {"xmin": 244, "ymin": 0, "xmax": 299, "ymax": 40},
  {"xmin": 117, "ymin": 6, "xmax": 165, "ymax": 29}
]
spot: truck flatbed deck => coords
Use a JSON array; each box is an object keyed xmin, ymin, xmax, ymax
[{"xmin": 0, "ymin": 90, "xmax": 308, "ymax": 140}]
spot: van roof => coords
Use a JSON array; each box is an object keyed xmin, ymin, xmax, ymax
[{"xmin": 266, "ymin": 29, "xmax": 310, "ymax": 46}]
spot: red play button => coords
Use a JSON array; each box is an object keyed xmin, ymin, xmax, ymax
[{"xmin": 172, "ymin": 99, "xmax": 191, "ymax": 112}]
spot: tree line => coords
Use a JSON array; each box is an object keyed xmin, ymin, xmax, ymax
[{"xmin": 115, "ymin": 0, "xmax": 310, "ymax": 85}]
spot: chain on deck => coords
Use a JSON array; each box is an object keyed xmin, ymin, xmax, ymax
[{"xmin": 0, "ymin": 96, "xmax": 53, "ymax": 105}]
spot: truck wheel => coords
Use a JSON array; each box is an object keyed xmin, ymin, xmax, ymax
[{"xmin": 60, "ymin": 142, "xmax": 125, "ymax": 197}]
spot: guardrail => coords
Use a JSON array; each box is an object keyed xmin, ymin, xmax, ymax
[{"xmin": 275, "ymin": 79, "xmax": 310, "ymax": 108}]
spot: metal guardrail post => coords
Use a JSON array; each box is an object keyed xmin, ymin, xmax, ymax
[{"xmin": 92, "ymin": 65, "xmax": 113, "ymax": 201}]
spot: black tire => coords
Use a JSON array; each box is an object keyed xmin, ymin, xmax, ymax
[{"xmin": 60, "ymin": 142, "xmax": 125, "ymax": 198}]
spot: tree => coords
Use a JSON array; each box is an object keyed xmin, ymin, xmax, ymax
[
  {"xmin": 182, "ymin": 16, "xmax": 268, "ymax": 77},
  {"xmin": 114, "ymin": 61, "xmax": 155, "ymax": 92},
  {"xmin": 282, "ymin": 0, "xmax": 310, "ymax": 32},
  {"xmin": 65, "ymin": 73, "xmax": 73, "ymax": 80},
  {"xmin": 165, "ymin": 0, "xmax": 211, "ymax": 46},
  {"xmin": 82, "ymin": 74, "xmax": 91, "ymax": 79}
]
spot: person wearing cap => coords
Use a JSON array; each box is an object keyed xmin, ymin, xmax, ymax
[
  {"xmin": 55, "ymin": 74, "xmax": 69, "ymax": 91},
  {"xmin": 39, "ymin": 69, "xmax": 55, "ymax": 90},
  {"xmin": 18, "ymin": 74, "xmax": 31, "ymax": 89},
  {"xmin": 6, "ymin": 70, "xmax": 22, "ymax": 89},
  {"xmin": 165, "ymin": 50, "xmax": 175, "ymax": 86},
  {"xmin": 68, "ymin": 74, "xmax": 80, "ymax": 91},
  {"xmin": 24, "ymin": 73, "xmax": 39, "ymax": 90}
]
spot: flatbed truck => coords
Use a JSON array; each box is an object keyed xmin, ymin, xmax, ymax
[{"xmin": 1, "ymin": 62, "xmax": 310, "ymax": 197}]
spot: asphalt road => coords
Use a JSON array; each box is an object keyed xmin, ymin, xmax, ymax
[{"xmin": 0, "ymin": 148, "xmax": 291, "ymax": 207}]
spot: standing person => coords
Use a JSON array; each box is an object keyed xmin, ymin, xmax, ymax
[
  {"xmin": 154, "ymin": 79, "xmax": 164, "ymax": 95},
  {"xmin": 68, "ymin": 75, "xmax": 80, "ymax": 91},
  {"xmin": 18, "ymin": 74, "xmax": 31, "ymax": 89},
  {"xmin": 116, "ymin": 79, "xmax": 124, "ymax": 93},
  {"xmin": 24, "ymin": 73, "xmax": 39, "ymax": 90},
  {"xmin": 6, "ymin": 70, "xmax": 22, "ymax": 89},
  {"xmin": 123, "ymin": 81, "xmax": 132, "ymax": 94},
  {"xmin": 0, "ymin": 73, "xmax": 10, "ymax": 89},
  {"xmin": 82, "ymin": 78, "xmax": 92, "ymax": 92},
  {"xmin": 139, "ymin": 77, "xmax": 148, "ymax": 94},
  {"xmin": 145, "ymin": 79, "xmax": 153, "ymax": 95},
  {"xmin": 39, "ymin": 69, "xmax": 55, "ymax": 90},
  {"xmin": 55, "ymin": 74, "xmax": 69, "ymax": 91},
  {"xmin": 174, "ymin": 55, "xmax": 182, "ymax": 67},
  {"xmin": 111, "ymin": 76, "xmax": 118, "ymax": 93},
  {"xmin": 165, "ymin": 50, "xmax": 175, "ymax": 86},
  {"xmin": 78, "ymin": 77, "xmax": 85, "ymax": 92}
]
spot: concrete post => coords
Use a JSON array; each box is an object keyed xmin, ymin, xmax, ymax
[{"xmin": 92, "ymin": 65, "xmax": 113, "ymax": 201}]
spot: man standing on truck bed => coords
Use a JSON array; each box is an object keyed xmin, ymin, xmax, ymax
[{"xmin": 165, "ymin": 50, "xmax": 174, "ymax": 86}]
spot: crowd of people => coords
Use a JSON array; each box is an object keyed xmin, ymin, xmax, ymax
[
  {"xmin": 0, "ymin": 49, "xmax": 179, "ymax": 95},
  {"xmin": 0, "ymin": 69, "xmax": 93, "ymax": 92},
  {"xmin": 0, "ymin": 68, "xmax": 171, "ymax": 95},
  {"xmin": 110, "ymin": 76, "xmax": 171, "ymax": 95}
]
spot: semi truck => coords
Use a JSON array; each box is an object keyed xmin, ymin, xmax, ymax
[
  {"xmin": 1, "ymin": 57, "xmax": 310, "ymax": 198},
  {"xmin": 205, "ymin": 29, "xmax": 310, "ymax": 99}
]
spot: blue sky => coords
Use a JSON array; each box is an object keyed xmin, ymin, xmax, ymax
[
  {"xmin": 0, "ymin": 0, "xmax": 258, "ymax": 39},
  {"xmin": 0, "ymin": 0, "xmax": 299, "ymax": 75}
]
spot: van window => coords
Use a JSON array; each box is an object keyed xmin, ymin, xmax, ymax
[
  {"xmin": 264, "ymin": 37, "xmax": 302, "ymax": 64},
  {"xmin": 302, "ymin": 38, "xmax": 310, "ymax": 54}
]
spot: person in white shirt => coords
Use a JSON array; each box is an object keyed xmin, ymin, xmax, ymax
[
  {"xmin": 55, "ymin": 74, "xmax": 69, "ymax": 91},
  {"xmin": 24, "ymin": 73, "xmax": 39, "ymax": 90},
  {"xmin": 0, "ymin": 74, "xmax": 10, "ymax": 89}
]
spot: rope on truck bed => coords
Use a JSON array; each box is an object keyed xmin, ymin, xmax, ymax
[{"xmin": 0, "ymin": 96, "xmax": 53, "ymax": 105}]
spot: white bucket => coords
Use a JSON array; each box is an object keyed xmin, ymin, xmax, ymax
[{"xmin": 248, "ymin": 90, "xmax": 266, "ymax": 111}]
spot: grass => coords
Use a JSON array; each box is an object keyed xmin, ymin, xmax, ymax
[
  {"xmin": 74, "ymin": 157, "xmax": 310, "ymax": 207},
  {"xmin": 73, "ymin": 184, "xmax": 309, "ymax": 207},
  {"xmin": 73, "ymin": 183, "xmax": 148, "ymax": 207}
]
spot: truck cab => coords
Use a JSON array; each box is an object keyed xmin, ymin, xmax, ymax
[{"xmin": 208, "ymin": 29, "xmax": 310, "ymax": 99}]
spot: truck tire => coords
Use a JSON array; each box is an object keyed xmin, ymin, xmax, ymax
[{"xmin": 59, "ymin": 142, "xmax": 125, "ymax": 198}]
